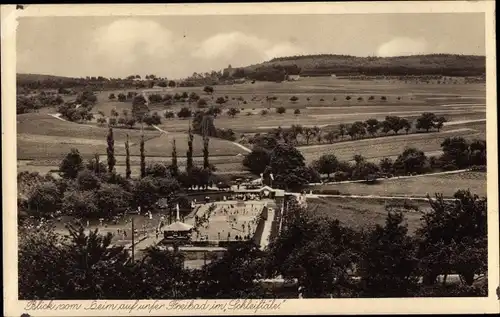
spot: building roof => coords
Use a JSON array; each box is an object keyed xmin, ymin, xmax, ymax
[{"xmin": 164, "ymin": 221, "xmax": 193, "ymax": 232}]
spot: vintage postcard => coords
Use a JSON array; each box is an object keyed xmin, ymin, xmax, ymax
[{"xmin": 2, "ymin": 1, "xmax": 498, "ymax": 316}]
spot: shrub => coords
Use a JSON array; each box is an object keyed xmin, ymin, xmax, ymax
[
  {"xmin": 346, "ymin": 96, "xmax": 351, "ymax": 100},
  {"xmin": 276, "ymin": 106, "xmax": 286, "ymax": 114},
  {"xmin": 260, "ymin": 109, "xmax": 269, "ymax": 116},
  {"xmin": 294, "ymin": 109, "xmax": 301, "ymax": 115}
]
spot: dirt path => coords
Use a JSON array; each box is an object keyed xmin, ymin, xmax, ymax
[
  {"xmin": 47, "ymin": 113, "xmax": 95, "ymax": 128},
  {"xmin": 287, "ymin": 191, "xmax": 458, "ymax": 202},
  {"xmin": 310, "ymin": 169, "xmax": 471, "ymax": 186}
]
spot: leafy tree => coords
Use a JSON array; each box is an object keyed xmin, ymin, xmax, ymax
[
  {"xmin": 417, "ymin": 190, "xmax": 487, "ymax": 286},
  {"xmin": 125, "ymin": 134, "xmax": 131, "ymax": 179},
  {"xmin": 60, "ymin": 149, "xmax": 84, "ymax": 179},
  {"xmin": 243, "ymin": 147, "xmax": 271, "ymax": 175},
  {"xmin": 108, "ymin": 93, "xmax": 116, "ymax": 100},
  {"xmin": 434, "ymin": 116, "xmax": 447, "ymax": 132},
  {"xmin": 97, "ymin": 117, "xmax": 107, "ymax": 126},
  {"xmin": 106, "ymin": 127, "xmax": 116, "ymax": 173},
  {"xmin": 267, "ymin": 203, "xmax": 361, "ymax": 298},
  {"xmin": 345, "ymin": 96, "xmax": 351, "ymax": 101},
  {"xmin": 76, "ymin": 169, "xmax": 101, "ymax": 191},
  {"xmin": 86, "ymin": 154, "xmax": 106, "ymax": 176},
  {"xmin": 145, "ymin": 163, "xmax": 170, "ymax": 178},
  {"xmin": 227, "ymin": 107, "xmax": 240, "ymax": 117},
  {"xmin": 385, "ymin": 116, "xmax": 404, "ymax": 135},
  {"xmin": 312, "ymin": 154, "xmax": 339, "ymax": 179},
  {"xmin": 302, "ymin": 127, "xmax": 316, "ymax": 145},
  {"xmin": 96, "ymin": 184, "xmax": 131, "ymax": 218},
  {"xmin": 381, "ymin": 120, "xmax": 392, "ymax": 135},
  {"xmin": 260, "ymin": 109, "xmax": 269, "ymax": 116},
  {"xmin": 108, "ymin": 117, "xmax": 117, "ymax": 127},
  {"xmin": 269, "ymin": 143, "xmax": 309, "ymax": 190},
  {"xmin": 348, "ymin": 121, "xmax": 366, "ymax": 139},
  {"xmin": 201, "ymin": 241, "xmax": 266, "ymax": 298},
  {"xmin": 168, "ymin": 80, "xmax": 176, "ymax": 88},
  {"xmin": 416, "ymin": 112, "xmax": 437, "ymax": 132},
  {"xmin": 379, "ymin": 157, "xmax": 394, "ymax": 174},
  {"xmin": 440, "ymin": 137, "xmax": 471, "ymax": 169},
  {"xmin": 197, "ymin": 98, "xmax": 208, "ymax": 108},
  {"xmin": 365, "ymin": 118, "xmax": 380, "ymax": 136},
  {"xmin": 468, "ymin": 139, "xmax": 486, "ymax": 166},
  {"xmin": 276, "ymin": 106, "xmax": 286, "ymax": 114},
  {"xmin": 26, "ymin": 181, "xmax": 61, "ymax": 217},
  {"xmin": 294, "ymin": 109, "xmax": 301, "ymax": 115},
  {"xmin": 401, "ymin": 118, "xmax": 412, "ymax": 134},
  {"xmin": 140, "ymin": 133, "xmax": 146, "ymax": 178},
  {"xmin": 61, "ymin": 190, "xmax": 99, "ymax": 218},
  {"xmin": 203, "ymin": 86, "xmax": 214, "ymax": 94},
  {"xmin": 132, "ymin": 95, "xmax": 149, "ymax": 121},
  {"xmin": 394, "ymin": 147, "xmax": 429, "ymax": 175},
  {"xmin": 338, "ymin": 124, "xmax": 347, "ymax": 139},
  {"xmin": 359, "ymin": 211, "xmax": 419, "ymax": 297},
  {"xmin": 289, "ymin": 96, "xmax": 299, "ymax": 103},
  {"xmin": 164, "ymin": 111, "xmax": 175, "ymax": 119},
  {"xmin": 215, "ymin": 97, "xmax": 226, "ymax": 106},
  {"xmin": 325, "ymin": 131, "xmax": 338, "ymax": 144},
  {"xmin": 148, "ymin": 94, "xmax": 163, "ymax": 104},
  {"xmin": 125, "ymin": 117, "xmax": 136, "ymax": 129},
  {"xmin": 177, "ymin": 107, "xmax": 192, "ymax": 119},
  {"xmin": 251, "ymin": 133, "xmax": 279, "ymax": 151}
]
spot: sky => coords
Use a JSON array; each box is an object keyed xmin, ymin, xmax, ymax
[{"xmin": 17, "ymin": 13, "xmax": 485, "ymax": 79}]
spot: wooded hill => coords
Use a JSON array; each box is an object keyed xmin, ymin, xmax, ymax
[{"xmin": 229, "ymin": 54, "xmax": 485, "ymax": 80}]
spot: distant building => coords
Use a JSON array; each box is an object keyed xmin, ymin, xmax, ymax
[
  {"xmin": 331, "ymin": 74, "xmax": 337, "ymax": 78},
  {"xmin": 287, "ymin": 74, "xmax": 300, "ymax": 81}
]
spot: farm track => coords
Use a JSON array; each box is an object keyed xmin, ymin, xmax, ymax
[
  {"xmin": 287, "ymin": 191, "xmax": 459, "ymax": 202},
  {"xmin": 309, "ymin": 169, "xmax": 472, "ymax": 186}
]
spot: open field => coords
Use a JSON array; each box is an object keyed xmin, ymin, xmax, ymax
[
  {"xmin": 17, "ymin": 112, "xmax": 245, "ymax": 161},
  {"xmin": 307, "ymin": 196, "xmax": 430, "ymax": 235},
  {"xmin": 17, "ymin": 77, "xmax": 486, "ymax": 177},
  {"xmin": 311, "ymin": 171, "xmax": 486, "ymax": 198}
]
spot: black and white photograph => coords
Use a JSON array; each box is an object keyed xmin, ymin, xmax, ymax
[{"xmin": 2, "ymin": 2, "xmax": 498, "ymax": 316}]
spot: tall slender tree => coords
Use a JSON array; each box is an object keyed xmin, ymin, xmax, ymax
[
  {"xmin": 106, "ymin": 127, "xmax": 116, "ymax": 173},
  {"xmin": 140, "ymin": 133, "xmax": 146, "ymax": 178},
  {"xmin": 94, "ymin": 153, "xmax": 101, "ymax": 175},
  {"xmin": 125, "ymin": 134, "xmax": 131, "ymax": 179},
  {"xmin": 171, "ymin": 139, "xmax": 179, "ymax": 177},
  {"xmin": 186, "ymin": 124, "xmax": 194, "ymax": 172},
  {"xmin": 203, "ymin": 136, "xmax": 210, "ymax": 169}
]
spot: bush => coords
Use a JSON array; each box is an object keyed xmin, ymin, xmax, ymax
[
  {"xmin": 289, "ymin": 96, "xmax": 299, "ymax": 103},
  {"xmin": 345, "ymin": 96, "xmax": 351, "ymax": 100},
  {"xmin": 381, "ymin": 96, "xmax": 387, "ymax": 101},
  {"xmin": 260, "ymin": 109, "xmax": 269, "ymax": 116},
  {"xmin": 276, "ymin": 106, "xmax": 286, "ymax": 114},
  {"xmin": 294, "ymin": 109, "xmax": 301, "ymax": 115}
]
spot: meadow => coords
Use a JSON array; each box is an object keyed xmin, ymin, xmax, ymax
[
  {"xmin": 311, "ymin": 171, "xmax": 487, "ymax": 198},
  {"xmin": 306, "ymin": 196, "xmax": 430, "ymax": 235}
]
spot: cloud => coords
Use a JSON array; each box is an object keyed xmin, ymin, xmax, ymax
[
  {"xmin": 376, "ymin": 37, "xmax": 427, "ymax": 57},
  {"xmin": 192, "ymin": 31, "xmax": 302, "ymax": 65},
  {"xmin": 90, "ymin": 19, "xmax": 176, "ymax": 72}
]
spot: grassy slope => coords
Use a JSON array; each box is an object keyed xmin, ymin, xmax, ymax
[
  {"xmin": 314, "ymin": 171, "xmax": 486, "ymax": 198},
  {"xmin": 307, "ymin": 196, "xmax": 428, "ymax": 235},
  {"xmin": 298, "ymin": 123, "xmax": 485, "ymax": 163}
]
